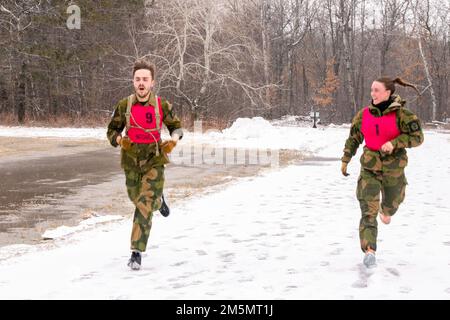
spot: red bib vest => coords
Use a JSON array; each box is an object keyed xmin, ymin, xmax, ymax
[
  {"xmin": 127, "ymin": 97, "xmax": 163, "ymax": 144},
  {"xmin": 361, "ymin": 107, "xmax": 401, "ymax": 152}
]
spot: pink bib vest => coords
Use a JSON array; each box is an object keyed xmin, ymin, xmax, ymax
[
  {"xmin": 361, "ymin": 107, "xmax": 401, "ymax": 152},
  {"xmin": 127, "ymin": 97, "xmax": 163, "ymax": 144}
]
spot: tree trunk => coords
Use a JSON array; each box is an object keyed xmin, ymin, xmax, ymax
[
  {"xmin": 16, "ymin": 61, "xmax": 26, "ymax": 123},
  {"xmin": 417, "ymin": 36, "xmax": 437, "ymax": 121},
  {"xmin": 340, "ymin": 0, "xmax": 357, "ymax": 117},
  {"xmin": 302, "ymin": 63, "xmax": 309, "ymax": 112},
  {"xmin": 261, "ymin": 0, "xmax": 271, "ymax": 104},
  {"xmin": 413, "ymin": 1, "xmax": 438, "ymax": 121}
]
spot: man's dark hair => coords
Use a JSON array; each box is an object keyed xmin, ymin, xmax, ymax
[{"xmin": 133, "ymin": 59, "xmax": 155, "ymax": 79}]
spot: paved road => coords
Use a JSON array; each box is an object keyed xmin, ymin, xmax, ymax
[{"xmin": 0, "ymin": 137, "xmax": 299, "ymax": 247}]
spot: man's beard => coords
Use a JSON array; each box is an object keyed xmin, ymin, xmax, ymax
[{"xmin": 136, "ymin": 87, "xmax": 150, "ymax": 99}]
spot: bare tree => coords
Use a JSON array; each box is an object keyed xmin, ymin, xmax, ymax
[
  {"xmin": 0, "ymin": 0, "xmax": 447, "ymax": 126},
  {"xmin": 0, "ymin": 0, "xmax": 45, "ymax": 122},
  {"xmin": 410, "ymin": 0, "xmax": 438, "ymax": 121},
  {"xmin": 338, "ymin": 0, "xmax": 357, "ymax": 116},
  {"xmin": 377, "ymin": 0, "xmax": 409, "ymax": 75},
  {"xmin": 138, "ymin": 0, "xmax": 276, "ymax": 121}
]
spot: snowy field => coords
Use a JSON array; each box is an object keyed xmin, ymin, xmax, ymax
[{"xmin": 0, "ymin": 118, "xmax": 449, "ymax": 299}]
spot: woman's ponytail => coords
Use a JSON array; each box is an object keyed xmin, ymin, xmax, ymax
[{"xmin": 393, "ymin": 77, "xmax": 421, "ymax": 95}]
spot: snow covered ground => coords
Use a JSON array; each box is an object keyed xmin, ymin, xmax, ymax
[
  {"xmin": 0, "ymin": 126, "xmax": 107, "ymax": 140},
  {"xmin": 0, "ymin": 118, "xmax": 449, "ymax": 299}
]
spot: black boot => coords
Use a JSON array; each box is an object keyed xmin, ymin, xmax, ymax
[{"xmin": 127, "ymin": 251, "xmax": 142, "ymax": 270}]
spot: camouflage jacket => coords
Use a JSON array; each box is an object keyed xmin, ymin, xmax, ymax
[
  {"xmin": 341, "ymin": 95, "xmax": 424, "ymax": 172},
  {"xmin": 107, "ymin": 92, "xmax": 183, "ymax": 172}
]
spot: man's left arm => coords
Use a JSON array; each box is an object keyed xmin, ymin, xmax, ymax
[{"xmin": 161, "ymin": 98, "xmax": 183, "ymax": 142}]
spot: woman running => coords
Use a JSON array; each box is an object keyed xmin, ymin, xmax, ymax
[{"xmin": 341, "ymin": 77, "xmax": 424, "ymax": 268}]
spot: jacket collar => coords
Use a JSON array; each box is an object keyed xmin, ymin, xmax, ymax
[{"xmin": 368, "ymin": 94, "xmax": 405, "ymax": 116}]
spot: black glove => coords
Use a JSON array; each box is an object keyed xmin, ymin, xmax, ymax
[{"xmin": 159, "ymin": 194, "xmax": 170, "ymax": 217}]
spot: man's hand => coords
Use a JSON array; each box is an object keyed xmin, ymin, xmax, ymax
[
  {"xmin": 341, "ymin": 162, "xmax": 350, "ymax": 177},
  {"xmin": 161, "ymin": 140, "xmax": 177, "ymax": 154},
  {"xmin": 118, "ymin": 135, "xmax": 132, "ymax": 151},
  {"xmin": 381, "ymin": 141, "xmax": 394, "ymax": 154}
]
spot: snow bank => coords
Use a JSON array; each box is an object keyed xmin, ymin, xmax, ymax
[
  {"xmin": 41, "ymin": 215, "xmax": 124, "ymax": 240},
  {"xmin": 195, "ymin": 117, "xmax": 348, "ymax": 158},
  {"xmin": 0, "ymin": 126, "xmax": 106, "ymax": 140},
  {"xmin": 1, "ymin": 118, "xmax": 348, "ymax": 159}
]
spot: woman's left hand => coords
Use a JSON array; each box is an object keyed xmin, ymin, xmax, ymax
[{"xmin": 381, "ymin": 141, "xmax": 394, "ymax": 154}]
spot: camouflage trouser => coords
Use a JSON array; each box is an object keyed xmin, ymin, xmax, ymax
[
  {"xmin": 124, "ymin": 166, "xmax": 165, "ymax": 252},
  {"xmin": 356, "ymin": 168, "xmax": 407, "ymax": 252}
]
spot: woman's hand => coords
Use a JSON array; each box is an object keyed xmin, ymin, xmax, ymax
[
  {"xmin": 341, "ymin": 162, "xmax": 350, "ymax": 177},
  {"xmin": 381, "ymin": 141, "xmax": 394, "ymax": 154}
]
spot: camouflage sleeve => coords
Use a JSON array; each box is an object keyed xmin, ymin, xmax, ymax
[
  {"xmin": 391, "ymin": 108, "xmax": 424, "ymax": 149},
  {"xmin": 341, "ymin": 110, "xmax": 364, "ymax": 163},
  {"xmin": 106, "ymin": 99, "xmax": 126, "ymax": 148},
  {"xmin": 161, "ymin": 98, "xmax": 184, "ymax": 140}
]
